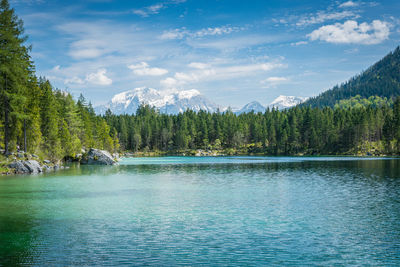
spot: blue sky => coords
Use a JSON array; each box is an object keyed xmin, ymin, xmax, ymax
[{"xmin": 11, "ymin": 0, "xmax": 400, "ymax": 107}]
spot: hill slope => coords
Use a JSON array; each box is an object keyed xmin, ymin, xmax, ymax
[{"xmin": 302, "ymin": 46, "xmax": 400, "ymax": 108}]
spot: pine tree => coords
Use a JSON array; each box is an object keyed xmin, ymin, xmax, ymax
[
  {"xmin": 39, "ymin": 79, "xmax": 61, "ymax": 160},
  {"xmin": 0, "ymin": 0, "xmax": 33, "ymax": 154}
]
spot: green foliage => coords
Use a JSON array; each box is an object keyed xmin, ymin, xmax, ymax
[
  {"xmin": 0, "ymin": 0, "xmax": 33, "ymax": 153},
  {"xmin": 303, "ymin": 46, "xmax": 400, "ymax": 108},
  {"xmin": 334, "ymin": 95, "xmax": 391, "ymax": 109},
  {"xmin": 104, "ymin": 98, "xmax": 400, "ymax": 156},
  {"xmin": 0, "ymin": 0, "xmax": 119, "ymax": 159}
]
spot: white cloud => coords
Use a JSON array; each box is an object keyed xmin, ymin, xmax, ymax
[
  {"xmin": 161, "ymin": 62, "xmax": 285, "ymax": 88},
  {"xmin": 308, "ymin": 20, "xmax": 390, "ymax": 44},
  {"xmin": 188, "ymin": 62, "xmax": 210, "ymax": 69},
  {"xmin": 260, "ymin": 77, "xmax": 289, "ymax": 88},
  {"xmin": 85, "ymin": 69, "xmax": 113, "ymax": 86},
  {"xmin": 160, "ymin": 26, "xmax": 243, "ymax": 40},
  {"xmin": 128, "ymin": 62, "xmax": 168, "ymax": 76},
  {"xmin": 263, "ymin": 77, "xmax": 288, "ymax": 83},
  {"xmin": 339, "ymin": 1, "xmax": 358, "ymax": 8},
  {"xmin": 133, "ymin": 4, "xmax": 164, "ymax": 17},
  {"xmin": 297, "ymin": 11, "xmax": 358, "ymax": 26},
  {"xmin": 58, "ymin": 23, "xmax": 121, "ymax": 60},
  {"xmin": 64, "ymin": 76, "xmax": 84, "ymax": 85},
  {"xmin": 291, "ymin": 41, "xmax": 308, "ymax": 46},
  {"xmin": 160, "ymin": 77, "xmax": 179, "ymax": 88},
  {"xmin": 133, "ymin": 0, "xmax": 186, "ymax": 17}
]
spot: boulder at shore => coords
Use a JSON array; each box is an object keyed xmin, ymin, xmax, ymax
[
  {"xmin": 9, "ymin": 160, "xmax": 43, "ymax": 174},
  {"xmin": 81, "ymin": 148, "xmax": 117, "ymax": 165}
]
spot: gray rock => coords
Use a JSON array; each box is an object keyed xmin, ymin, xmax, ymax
[
  {"xmin": 31, "ymin": 154, "xmax": 39, "ymax": 158},
  {"xmin": 43, "ymin": 160, "xmax": 51, "ymax": 164},
  {"xmin": 17, "ymin": 153, "xmax": 25, "ymax": 158},
  {"xmin": 8, "ymin": 161, "xmax": 30, "ymax": 174},
  {"xmin": 8, "ymin": 160, "xmax": 42, "ymax": 174},
  {"xmin": 81, "ymin": 148, "xmax": 117, "ymax": 165},
  {"xmin": 23, "ymin": 160, "xmax": 43, "ymax": 173},
  {"xmin": 42, "ymin": 165, "xmax": 52, "ymax": 171}
]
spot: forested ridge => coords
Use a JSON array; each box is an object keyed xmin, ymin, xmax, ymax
[
  {"xmin": 0, "ymin": 0, "xmax": 118, "ymax": 160},
  {"xmin": 104, "ymin": 98, "xmax": 400, "ymax": 156},
  {"xmin": 302, "ymin": 46, "xmax": 400, "ymax": 108}
]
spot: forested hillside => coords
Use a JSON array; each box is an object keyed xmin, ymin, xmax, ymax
[
  {"xmin": 2, "ymin": 0, "xmax": 400, "ymax": 159},
  {"xmin": 302, "ymin": 46, "xmax": 400, "ymax": 108},
  {"xmin": 0, "ymin": 0, "xmax": 118, "ymax": 160},
  {"xmin": 105, "ymin": 99, "xmax": 400, "ymax": 156}
]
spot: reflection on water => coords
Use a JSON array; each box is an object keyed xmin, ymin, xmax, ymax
[{"xmin": 0, "ymin": 157, "xmax": 400, "ymax": 265}]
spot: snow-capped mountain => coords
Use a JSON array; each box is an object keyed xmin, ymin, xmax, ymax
[
  {"xmin": 236, "ymin": 101, "xmax": 266, "ymax": 114},
  {"xmin": 235, "ymin": 95, "xmax": 309, "ymax": 114},
  {"xmin": 268, "ymin": 95, "xmax": 308, "ymax": 110},
  {"xmin": 95, "ymin": 87, "xmax": 219, "ymax": 115}
]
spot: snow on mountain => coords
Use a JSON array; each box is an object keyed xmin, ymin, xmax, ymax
[
  {"xmin": 235, "ymin": 101, "xmax": 266, "ymax": 114},
  {"xmin": 235, "ymin": 96, "xmax": 308, "ymax": 114},
  {"xmin": 268, "ymin": 95, "xmax": 309, "ymax": 110},
  {"xmin": 95, "ymin": 87, "xmax": 219, "ymax": 115}
]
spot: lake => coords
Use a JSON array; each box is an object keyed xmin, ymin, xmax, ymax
[{"xmin": 1, "ymin": 156, "xmax": 400, "ymax": 266}]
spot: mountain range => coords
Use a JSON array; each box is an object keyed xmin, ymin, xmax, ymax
[
  {"xmin": 95, "ymin": 87, "xmax": 220, "ymax": 115},
  {"xmin": 96, "ymin": 46, "xmax": 400, "ymax": 115},
  {"xmin": 95, "ymin": 88, "xmax": 308, "ymax": 115}
]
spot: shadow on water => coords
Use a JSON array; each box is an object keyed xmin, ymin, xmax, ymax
[
  {"xmin": 0, "ymin": 205, "xmax": 40, "ymax": 265},
  {"xmin": 112, "ymin": 158, "xmax": 400, "ymax": 180}
]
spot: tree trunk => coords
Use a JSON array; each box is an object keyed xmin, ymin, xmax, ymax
[
  {"xmin": 24, "ymin": 119, "xmax": 27, "ymax": 152},
  {"xmin": 4, "ymin": 104, "xmax": 9, "ymax": 155}
]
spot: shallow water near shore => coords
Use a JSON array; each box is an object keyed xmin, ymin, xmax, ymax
[{"xmin": 1, "ymin": 156, "xmax": 400, "ymax": 265}]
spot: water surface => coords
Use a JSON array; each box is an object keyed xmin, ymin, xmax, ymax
[{"xmin": 1, "ymin": 156, "xmax": 400, "ymax": 266}]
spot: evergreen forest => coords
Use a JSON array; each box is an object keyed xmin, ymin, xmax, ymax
[
  {"xmin": 1, "ymin": 0, "xmax": 400, "ymax": 160},
  {"xmin": 0, "ymin": 0, "xmax": 118, "ymax": 160},
  {"xmin": 104, "ymin": 98, "xmax": 400, "ymax": 156}
]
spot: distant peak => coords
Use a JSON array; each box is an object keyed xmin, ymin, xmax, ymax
[
  {"xmin": 268, "ymin": 95, "xmax": 309, "ymax": 110},
  {"xmin": 96, "ymin": 87, "xmax": 218, "ymax": 115}
]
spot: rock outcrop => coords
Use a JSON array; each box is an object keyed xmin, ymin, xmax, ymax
[
  {"xmin": 81, "ymin": 148, "xmax": 117, "ymax": 165},
  {"xmin": 8, "ymin": 161, "xmax": 30, "ymax": 174},
  {"xmin": 8, "ymin": 160, "xmax": 43, "ymax": 174},
  {"xmin": 23, "ymin": 160, "xmax": 43, "ymax": 173}
]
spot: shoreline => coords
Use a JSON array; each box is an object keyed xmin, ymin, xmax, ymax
[
  {"xmin": 2, "ymin": 153, "xmax": 398, "ymax": 176},
  {"xmin": 122, "ymin": 149, "xmax": 398, "ymax": 158}
]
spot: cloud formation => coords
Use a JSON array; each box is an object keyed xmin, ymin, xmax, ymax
[
  {"xmin": 297, "ymin": 11, "xmax": 358, "ymax": 26},
  {"xmin": 85, "ymin": 69, "xmax": 113, "ymax": 86},
  {"xmin": 339, "ymin": 1, "xmax": 359, "ymax": 8},
  {"xmin": 128, "ymin": 62, "xmax": 168, "ymax": 76},
  {"xmin": 161, "ymin": 62, "xmax": 285, "ymax": 88},
  {"xmin": 160, "ymin": 26, "xmax": 243, "ymax": 40},
  {"xmin": 133, "ymin": 0, "xmax": 186, "ymax": 17},
  {"xmin": 65, "ymin": 69, "xmax": 112, "ymax": 86},
  {"xmin": 308, "ymin": 20, "xmax": 390, "ymax": 44},
  {"xmin": 188, "ymin": 62, "xmax": 210, "ymax": 69},
  {"xmin": 260, "ymin": 77, "xmax": 289, "ymax": 88}
]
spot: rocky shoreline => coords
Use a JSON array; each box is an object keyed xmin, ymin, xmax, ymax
[{"xmin": 1, "ymin": 148, "xmax": 119, "ymax": 176}]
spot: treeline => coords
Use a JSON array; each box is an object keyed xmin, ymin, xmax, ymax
[
  {"xmin": 0, "ymin": 0, "xmax": 118, "ymax": 160},
  {"xmin": 104, "ymin": 97, "xmax": 400, "ymax": 155},
  {"xmin": 303, "ymin": 46, "xmax": 400, "ymax": 108}
]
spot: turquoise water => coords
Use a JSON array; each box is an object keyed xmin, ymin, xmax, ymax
[{"xmin": 1, "ymin": 156, "xmax": 400, "ymax": 266}]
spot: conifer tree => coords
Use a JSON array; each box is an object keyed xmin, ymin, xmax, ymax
[
  {"xmin": 0, "ymin": 0, "xmax": 32, "ymax": 154},
  {"xmin": 39, "ymin": 79, "xmax": 61, "ymax": 160}
]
